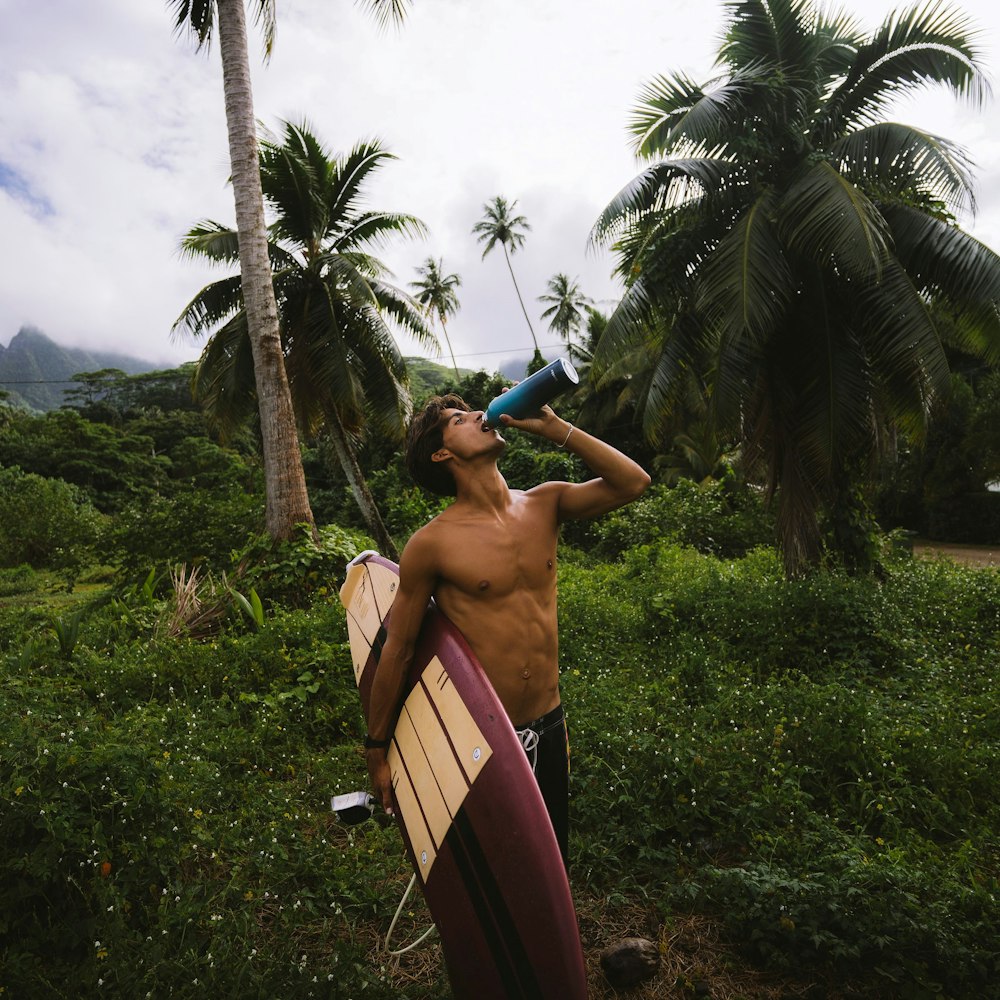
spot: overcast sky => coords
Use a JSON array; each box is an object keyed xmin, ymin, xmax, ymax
[{"xmin": 1, "ymin": 0, "xmax": 998, "ymax": 376}]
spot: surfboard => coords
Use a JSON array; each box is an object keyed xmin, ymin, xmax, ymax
[{"xmin": 340, "ymin": 550, "xmax": 588, "ymax": 999}]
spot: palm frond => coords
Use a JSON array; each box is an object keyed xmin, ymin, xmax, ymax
[
  {"xmin": 336, "ymin": 211, "xmax": 429, "ymax": 252},
  {"xmin": 856, "ymin": 256, "xmax": 950, "ymax": 407},
  {"xmin": 337, "ymin": 250, "xmax": 391, "ymax": 281},
  {"xmin": 168, "ymin": 0, "xmax": 215, "ymax": 49},
  {"xmin": 248, "ymin": 0, "xmax": 277, "ymax": 57},
  {"xmin": 885, "ymin": 204, "xmax": 1000, "ymax": 362},
  {"xmin": 172, "ymin": 275, "xmax": 245, "ymax": 341},
  {"xmin": 629, "ymin": 69, "xmax": 766, "ymax": 157},
  {"xmin": 885, "ymin": 203, "xmax": 1000, "ymax": 304},
  {"xmin": 179, "ymin": 221, "xmax": 242, "ymax": 265},
  {"xmin": 191, "ymin": 313, "xmax": 258, "ymax": 440},
  {"xmin": 591, "ymin": 157, "xmax": 745, "ymax": 246},
  {"xmin": 793, "ymin": 315, "xmax": 875, "ymax": 481},
  {"xmin": 342, "ymin": 315, "xmax": 411, "ymax": 439},
  {"xmin": 368, "ymin": 280, "xmax": 439, "ymax": 351},
  {"xmin": 260, "ymin": 123, "xmax": 328, "ymax": 249},
  {"xmin": 824, "ymin": 0, "xmax": 989, "ymax": 132},
  {"xmin": 312, "ymin": 253, "xmax": 381, "ymax": 308},
  {"xmin": 290, "ymin": 286, "xmax": 359, "ymax": 427},
  {"xmin": 637, "ymin": 312, "xmax": 709, "ymax": 445},
  {"xmin": 355, "ymin": 0, "xmax": 411, "ymax": 31},
  {"xmin": 719, "ymin": 0, "xmax": 822, "ymax": 89},
  {"xmin": 811, "ymin": 6, "xmax": 866, "ymax": 79},
  {"xmin": 946, "ymin": 303, "xmax": 1000, "ymax": 364},
  {"xmin": 592, "ymin": 278, "xmax": 660, "ymax": 377},
  {"xmin": 328, "ymin": 142, "xmax": 398, "ymax": 240},
  {"xmin": 695, "ymin": 190, "xmax": 792, "ymax": 345},
  {"xmin": 831, "ymin": 122, "xmax": 975, "ymax": 215},
  {"xmin": 778, "ymin": 160, "xmax": 890, "ymax": 279}
]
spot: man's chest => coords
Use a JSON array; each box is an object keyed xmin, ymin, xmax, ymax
[{"xmin": 435, "ymin": 513, "xmax": 558, "ymax": 599}]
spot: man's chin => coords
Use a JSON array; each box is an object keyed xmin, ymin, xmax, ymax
[{"xmin": 482, "ymin": 427, "xmax": 506, "ymax": 447}]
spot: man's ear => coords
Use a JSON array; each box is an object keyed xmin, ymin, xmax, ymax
[{"xmin": 431, "ymin": 447, "xmax": 452, "ymax": 464}]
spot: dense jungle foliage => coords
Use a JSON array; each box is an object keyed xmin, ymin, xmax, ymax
[{"xmin": 0, "ymin": 363, "xmax": 998, "ymax": 998}]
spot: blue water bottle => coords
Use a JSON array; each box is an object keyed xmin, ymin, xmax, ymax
[{"xmin": 482, "ymin": 358, "xmax": 579, "ymax": 429}]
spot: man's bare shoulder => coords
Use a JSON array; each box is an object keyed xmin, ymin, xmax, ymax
[
  {"xmin": 525, "ymin": 480, "xmax": 571, "ymax": 496},
  {"xmin": 399, "ymin": 513, "xmax": 454, "ymax": 568},
  {"xmin": 523, "ymin": 480, "xmax": 572, "ymax": 505}
]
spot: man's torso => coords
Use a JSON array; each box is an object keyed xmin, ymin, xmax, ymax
[{"xmin": 420, "ymin": 485, "xmax": 563, "ymax": 726}]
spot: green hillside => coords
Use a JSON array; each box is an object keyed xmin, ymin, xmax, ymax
[{"xmin": 0, "ymin": 327, "xmax": 157, "ymax": 412}]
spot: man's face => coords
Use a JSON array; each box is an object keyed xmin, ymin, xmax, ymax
[{"xmin": 437, "ymin": 407, "xmax": 505, "ymax": 459}]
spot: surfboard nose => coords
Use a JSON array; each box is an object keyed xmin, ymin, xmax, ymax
[{"xmin": 341, "ymin": 551, "xmax": 380, "ymax": 606}]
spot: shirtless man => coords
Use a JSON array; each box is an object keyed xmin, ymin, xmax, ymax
[{"xmin": 364, "ymin": 392, "xmax": 650, "ymax": 863}]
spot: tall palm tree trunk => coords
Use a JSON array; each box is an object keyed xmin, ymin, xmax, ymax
[
  {"xmin": 217, "ymin": 0, "xmax": 314, "ymax": 542},
  {"xmin": 439, "ymin": 315, "xmax": 460, "ymax": 381},
  {"xmin": 775, "ymin": 448, "xmax": 823, "ymax": 577},
  {"xmin": 502, "ymin": 244, "xmax": 539, "ymax": 352},
  {"xmin": 325, "ymin": 409, "xmax": 399, "ymax": 561}
]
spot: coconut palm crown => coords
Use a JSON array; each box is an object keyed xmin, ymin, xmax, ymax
[
  {"xmin": 473, "ymin": 196, "xmax": 542, "ymax": 360},
  {"xmin": 410, "ymin": 257, "xmax": 462, "ymax": 379},
  {"xmin": 591, "ymin": 0, "xmax": 1000, "ymax": 574},
  {"xmin": 174, "ymin": 120, "xmax": 435, "ymax": 557},
  {"xmin": 539, "ymin": 273, "xmax": 593, "ymax": 349}
]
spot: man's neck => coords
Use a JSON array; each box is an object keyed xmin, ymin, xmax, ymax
[{"xmin": 454, "ymin": 463, "xmax": 512, "ymax": 515}]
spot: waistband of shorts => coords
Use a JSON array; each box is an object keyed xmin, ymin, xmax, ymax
[{"xmin": 515, "ymin": 703, "xmax": 564, "ymax": 736}]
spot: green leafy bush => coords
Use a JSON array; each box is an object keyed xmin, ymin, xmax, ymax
[
  {"xmin": 558, "ymin": 547, "xmax": 1000, "ymax": 996},
  {"xmin": 0, "ymin": 564, "xmax": 39, "ymax": 596},
  {"xmin": 0, "ymin": 466, "xmax": 104, "ymax": 574},
  {"xmin": 584, "ymin": 478, "xmax": 775, "ymax": 559},
  {"xmin": 98, "ymin": 486, "xmax": 265, "ymax": 578},
  {"xmin": 234, "ymin": 523, "xmax": 372, "ymax": 608},
  {"xmin": 0, "ymin": 597, "xmax": 417, "ymax": 999}
]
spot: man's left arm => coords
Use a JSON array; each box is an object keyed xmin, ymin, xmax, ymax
[{"xmin": 501, "ymin": 408, "xmax": 651, "ymax": 520}]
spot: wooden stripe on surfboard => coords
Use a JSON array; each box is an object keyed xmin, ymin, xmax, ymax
[
  {"xmin": 341, "ymin": 559, "xmax": 399, "ymax": 682},
  {"xmin": 341, "ymin": 559, "xmax": 501, "ymax": 899},
  {"xmin": 389, "ymin": 656, "xmax": 493, "ymax": 883}
]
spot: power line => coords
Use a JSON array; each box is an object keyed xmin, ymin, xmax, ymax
[
  {"xmin": 0, "ymin": 340, "xmax": 579, "ymax": 388},
  {"xmin": 428, "ymin": 341, "xmax": 570, "ymax": 362}
]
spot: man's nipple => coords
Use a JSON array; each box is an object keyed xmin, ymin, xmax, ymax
[{"xmin": 478, "ymin": 579, "xmax": 490, "ymax": 591}]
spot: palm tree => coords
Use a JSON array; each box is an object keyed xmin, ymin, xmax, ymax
[
  {"xmin": 538, "ymin": 273, "xmax": 592, "ymax": 353},
  {"xmin": 591, "ymin": 0, "xmax": 1000, "ymax": 575},
  {"xmin": 169, "ymin": 0, "xmax": 313, "ymax": 541},
  {"xmin": 472, "ymin": 196, "xmax": 542, "ymax": 362},
  {"xmin": 410, "ymin": 257, "xmax": 462, "ymax": 380},
  {"xmin": 174, "ymin": 120, "xmax": 435, "ymax": 560},
  {"xmin": 168, "ymin": 0, "xmax": 412, "ymax": 544}
]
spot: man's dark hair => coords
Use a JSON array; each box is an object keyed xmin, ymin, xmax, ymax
[{"xmin": 405, "ymin": 394, "xmax": 471, "ymax": 496}]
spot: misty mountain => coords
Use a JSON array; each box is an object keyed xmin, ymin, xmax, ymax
[
  {"xmin": 0, "ymin": 326, "xmax": 158, "ymax": 411},
  {"xmin": 0, "ymin": 325, "xmax": 523, "ymax": 415}
]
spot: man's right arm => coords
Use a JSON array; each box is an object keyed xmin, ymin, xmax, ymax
[{"xmin": 364, "ymin": 532, "xmax": 437, "ymax": 814}]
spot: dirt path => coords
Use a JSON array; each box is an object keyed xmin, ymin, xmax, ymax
[{"xmin": 912, "ymin": 538, "xmax": 1000, "ymax": 567}]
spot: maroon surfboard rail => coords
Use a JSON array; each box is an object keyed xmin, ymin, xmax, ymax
[{"xmin": 340, "ymin": 551, "xmax": 588, "ymax": 999}]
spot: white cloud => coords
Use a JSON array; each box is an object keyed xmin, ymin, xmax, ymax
[{"xmin": 0, "ymin": 0, "xmax": 997, "ymax": 373}]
